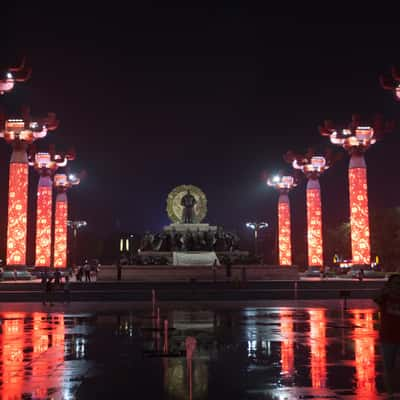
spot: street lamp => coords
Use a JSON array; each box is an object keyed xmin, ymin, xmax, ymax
[
  {"xmin": 67, "ymin": 220, "xmax": 87, "ymax": 266},
  {"xmin": 246, "ymin": 222, "xmax": 268, "ymax": 259}
]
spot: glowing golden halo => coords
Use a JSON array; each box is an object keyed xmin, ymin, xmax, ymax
[{"xmin": 166, "ymin": 185, "xmax": 207, "ymax": 223}]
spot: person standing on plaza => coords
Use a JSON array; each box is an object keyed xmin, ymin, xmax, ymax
[
  {"xmin": 54, "ymin": 269, "xmax": 62, "ymax": 286},
  {"xmin": 374, "ymin": 274, "xmax": 400, "ymax": 396},
  {"xmin": 90, "ymin": 258, "xmax": 100, "ymax": 282},
  {"xmin": 42, "ymin": 277, "xmax": 54, "ymax": 306},
  {"xmin": 84, "ymin": 260, "xmax": 91, "ymax": 282},
  {"xmin": 212, "ymin": 258, "xmax": 218, "ymax": 283},
  {"xmin": 40, "ymin": 270, "xmax": 48, "ymax": 285},
  {"xmin": 358, "ymin": 268, "xmax": 365, "ymax": 282},
  {"xmin": 224, "ymin": 257, "xmax": 232, "ymax": 280},
  {"xmin": 76, "ymin": 265, "xmax": 83, "ymax": 282}
]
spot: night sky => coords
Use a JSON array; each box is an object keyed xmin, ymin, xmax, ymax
[{"xmin": 2, "ymin": 5, "xmax": 400, "ymax": 263}]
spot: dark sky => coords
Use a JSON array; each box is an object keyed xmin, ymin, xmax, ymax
[{"xmin": 2, "ymin": 4, "xmax": 400, "ymax": 261}]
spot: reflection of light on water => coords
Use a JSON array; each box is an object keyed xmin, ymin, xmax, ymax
[
  {"xmin": 308, "ymin": 309, "xmax": 327, "ymax": 388},
  {"xmin": 74, "ymin": 336, "xmax": 86, "ymax": 358},
  {"xmin": 116, "ymin": 316, "xmax": 134, "ymax": 336},
  {"xmin": 164, "ymin": 358, "xmax": 208, "ymax": 400},
  {"xmin": 1, "ymin": 313, "xmax": 25, "ymax": 399},
  {"xmin": 248, "ymin": 339, "xmax": 257, "ymax": 356},
  {"xmin": 33, "ymin": 313, "xmax": 49, "ymax": 353},
  {"xmin": 0, "ymin": 312, "xmax": 67, "ymax": 399},
  {"xmin": 63, "ymin": 388, "xmax": 76, "ymax": 400},
  {"xmin": 32, "ymin": 313, "xmax": 50, "ymax": 398},
  {"xmin": 279, "ymin": 310, "xmax": 294, "ymax": 376},
  {"xmin": 32, "ymin": 314, "xmax": 65, "ymax": 398},
  {"xmin": 351, "ymin": 309, "xmax": 377, "ymax": 398},
  {"xmin": 0, "ymin": 306, "xmax": 383, "ymax": 398}
]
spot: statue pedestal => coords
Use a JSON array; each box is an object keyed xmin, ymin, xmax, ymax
[
  {"xmin": 164, "ymin": 223, "xmax": 217, "ymax": 234},
  {"xmin": 172, "ymin": 251, "xmax": 219, "ymax": 266}
]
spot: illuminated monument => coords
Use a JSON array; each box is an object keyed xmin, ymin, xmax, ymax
[
  {"xmin": 0, "ymin": 110, "xmax": 59, "ymax": 266},
  {"xmin": 53, "ymin": 173, "xmax": 80, "ymax": 268},
  {"xmin": 320, "ymin": 115, "xmax": 392, "ymax": 264},
  {"xmin": 139, "ymin": 185, "xmax": 244, "ymax": 266},
  {"xmin": 29, "ymin": 149, "xmax": 74, "ymax": 267},
  {"xmin": 0, "ymin": 59, "xmax": 31, "ymax": 94},
  {"xmin": 267, "ymin": 175, "xmax": 297, "ymax": 266},
  {"xmin": 286, "ymin": 151, "xmax": 329, "ymax": 267}
]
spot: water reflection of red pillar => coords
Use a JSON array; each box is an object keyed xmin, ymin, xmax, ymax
[
  {"xmin": 280, "ymin": 310, "xmax": 294, "ymax": 375},
  {"xmin": 352, "ymin": 309, "xmax": 376, "ymax": 397},
  {"xmin": 308, "ymin": 309, "xmax": 327, "ymax": 388},
  {"xmin": 1, "ymin": 313, "xmax": 25, "ymax": 399},
  {"xmin": 32, "ymin": 313, "xmax": 50, "ymax": 398},
  {"xmin": 34, "ymin": 314, "xmax": 65, "ymax": 397},
  {"xmin": 186, "ymin": 337, "xmax": 197, "ymax": 400}
]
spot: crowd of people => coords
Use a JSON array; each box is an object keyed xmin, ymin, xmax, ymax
[
  {"xmin": 74, "ymin": 259, "xmax": 100, "ymax": 282},
  {"xmin": 40, "ymin": 258, "xmax": 100, "ymax": 305},
  {"xmin": 40, "ymin": 270, "xmax": 71, "ymax": 305}
]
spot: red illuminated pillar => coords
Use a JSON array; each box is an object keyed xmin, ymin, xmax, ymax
[
  {"xmin": 278, "ymin": 194, "xmax": 292, "ymax": 266},
  {"xmin": 53, "ymin": 192, "xmax": 68, "ymax": 268},
  {"xmin": 349, "ymin": 155, "xmax": 371, "ymax": 264},
  {"xmin": 306, "ymin": 178, "xmax": 323, "ymax": 267},
  {"xmin": 7, "ymin": 149, "xmax": 28, "ymax": 266},
  {"xmin": 35, "ymin": 176, "xmax": 53, "ymax": 267}
]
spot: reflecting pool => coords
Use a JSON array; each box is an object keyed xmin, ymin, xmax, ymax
[{"xmin": 0, "ymin": 301, "xmax": 387, "ymax": 399}]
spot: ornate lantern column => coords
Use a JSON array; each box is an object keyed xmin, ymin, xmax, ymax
[{"xmin": 267, "ymin": 175, "xmax": 297, "ymax": 266}]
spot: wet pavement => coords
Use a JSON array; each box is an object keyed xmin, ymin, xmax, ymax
[{"xmin": 0, "ymin": 300, "xmax": 394, "ymax": 399}]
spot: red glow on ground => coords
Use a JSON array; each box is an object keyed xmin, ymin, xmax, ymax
[
  {"xmin": 280, "ymin": 311, "xmax": 294, "ymax": 375},
  {"xmin": 352, "ymin": 310, "xmax": 376, "ymax": 398},
  {"xmin": 349, "ymin": 168, "xmax": 371, "ymax": 264},
  {"xmin": 35, "ymin": 186, "xmax": 52, "ymax": 267},
  {"xmin": 31, "ymin": 313, "xmax": 65, "ymax": 398},
  {"xmin": 32, "ymin": 313, "xmax": 49, "ymax": 397},
  {"xmin": 309, "ymin": 309, "xmax": 326, "ymax": 389},
  {"xmin": 1, "ymin": 313, "xmax": 25, "ymax": 399},
  {"xmin": 278, "ymin": 200, "xmax": 292, "ymax": 266},
  {"xmin": 306, "ymin": 188, "xmax": 323, "ymax": 266},
  {"xmin": 0, "ymin": 312, "xmax": 66, "ymax": 399},
  {"xmin": 7, "ymin": 163, "xmax": 28, "ymax": 265},
  {"xmin": 53, "ymin": 200, "xmax": 68, "ymax": 268}
]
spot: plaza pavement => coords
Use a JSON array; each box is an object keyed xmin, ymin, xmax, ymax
[{"xmin": 0, "ymin": 276, "xmax": 385, "ymax": 302}]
